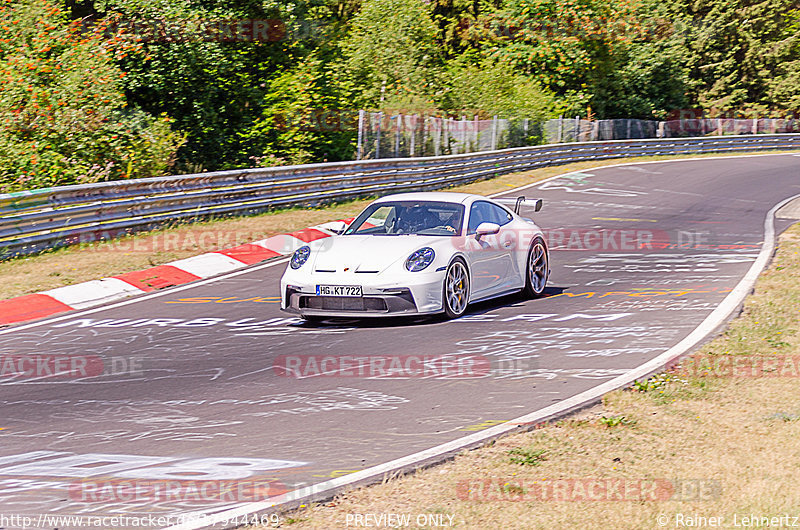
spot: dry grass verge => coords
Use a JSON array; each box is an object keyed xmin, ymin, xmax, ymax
[
  {"xmin": 262, "ymin": 224, "xmax": 800, "ymax": 529},
  {"xmin": 1, "ymin": 150, "xmax": 797, "ymax": 300}
]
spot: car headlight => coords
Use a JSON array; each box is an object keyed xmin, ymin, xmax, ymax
[
  {"xmin": 405, "ymin": 247, "xmax": 435, "ymax": 272},
  {"xmin": 290, "ymin": 246, "xmax": 311, "ymax": 269}
]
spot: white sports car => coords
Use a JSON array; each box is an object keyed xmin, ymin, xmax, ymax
[{"xmin": 280, "ymin": 192, "xmax": 549, "ymax": 320}]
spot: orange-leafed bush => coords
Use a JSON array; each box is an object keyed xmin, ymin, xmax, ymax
[{"xmin": 0, "ymin": 0, "xmax": 184, "ymax": 192}]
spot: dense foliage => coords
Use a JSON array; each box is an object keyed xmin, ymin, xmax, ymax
[
  {"xmin": 0, "ymin": 0, "xmax": 184, "ymax": 191},
  {"xmin": 0, "ymin": 0, "xmax": 797, "ymax": 189}
]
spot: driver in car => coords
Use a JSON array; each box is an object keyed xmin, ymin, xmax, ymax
[{"xmin": 397, "ymin": 205, "xmax": 438, "ymax": 233}]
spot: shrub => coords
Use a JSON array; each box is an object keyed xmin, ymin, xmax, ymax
[{"xmin": 0, "ymin": 0, "xmax": 183, "ymax": 192}]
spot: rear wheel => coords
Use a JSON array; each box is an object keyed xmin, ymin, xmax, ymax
[
  {"xmin": 443, "ymin": 259, "xmax": 470, "ymax": 319},
  {"xmin": 523, "ymin": 238, "xmax": 548, "ymax": 298}
]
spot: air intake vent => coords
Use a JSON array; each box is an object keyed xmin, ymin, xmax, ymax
[{"xmin": 300, "ymin": 296, "xmax": 388, "ymax": 312}]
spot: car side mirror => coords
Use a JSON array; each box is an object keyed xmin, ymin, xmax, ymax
[
  {"xmin": 533, "ymin": 199, "xmax": 543, "ymax": 212},
  {"xmin": 475, "ymin": 222, "xmax": 501, "ymax": 238}
]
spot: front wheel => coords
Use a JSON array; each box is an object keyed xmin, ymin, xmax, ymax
[
  {"xmin": 443, "ymin": 259, "xmax": 470, "ymax": 319},
  {"xmin": 522, "ymin": 238, "xmax": 548, "ymax": 298}
]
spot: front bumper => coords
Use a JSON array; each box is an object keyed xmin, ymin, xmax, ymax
[
  {"xmin": 281, "ymin": 271, "xmax": 446, "ymax": 318},
  {"xmin": 283, "ymin": 287, "xmax": 422, "ymax": 317}
]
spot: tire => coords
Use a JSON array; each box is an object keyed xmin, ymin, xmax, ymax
[
  {"xmin": 443, "ymin": 259, "xmax": 470, "ymax": 319},
  {"xmin": 522, "ymin": 237, "xmax": 549, "ymax": 298}
]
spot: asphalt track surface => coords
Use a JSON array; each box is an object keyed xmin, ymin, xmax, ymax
[{"xmin": 0, "ymin": 154, "xmax": 798, "ymax": 529}]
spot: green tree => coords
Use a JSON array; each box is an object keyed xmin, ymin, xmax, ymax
[
  {"xmin": 77, "ymin": 0, "xmax": 296, "ymax": 172},
  {"xmin": 483, "ymin": 0, "xmax": 632, "ymax": 90},
  {"xmin": 766, "ymin": 7, "xmax": 800, "ymax": 110},
  {"xmin": 438, "ymin": 59, "xmax": 559, "ymax": 119},
  {"xmin": 341, "ymin": 0, "xmax": 441, "ymax": 108},
  {"xmin": 480, "ymin": 0, "xmax": 684, "ymax": 118},
  {"xmin": 240, "ymin": 57, "xmax": 355, "ymax": 164},
  {"xmin": 0, "ymin": 0, "xmax": 183, "ymax": 191},
  {"xmin": 430, "ymin": 0, "xmax": 483, "ymax": 58},
  {"xmin": 604, "ymin": 42, "xmax": 689, "ymax": 118},
  {"xmin": 684, "ymin": 0, "xmax": 800, "ymax": 112},
  {"xmin": 595, "ymin": 0, "xmax": 690, "ymax": 118}
]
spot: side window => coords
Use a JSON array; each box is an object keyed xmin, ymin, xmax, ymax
[
  {"xmin": 488, "ymin": 203, "xmax": 513, "ymax": 226},
  {"xmin": 468, "ymin": 201, "xmax": 512, "ymax": 233},
  {"xmin": 467, "ymin": 202, "xmax": 489, "ymax": 234}
]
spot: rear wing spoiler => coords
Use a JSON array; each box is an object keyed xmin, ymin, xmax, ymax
[{"xmin": 514, "ymin": 196, "xmax": 543, "ymax": 214}]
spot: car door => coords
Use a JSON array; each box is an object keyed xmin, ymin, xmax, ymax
[
  {"xmin": 485, "ymin": 201, "xmax": 520, "ymax": 291},
  {"xmin": 465, "ymin": 201, "xmax": 514, "ymax": 297}
]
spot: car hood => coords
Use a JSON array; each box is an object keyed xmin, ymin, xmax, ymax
[{"xmin": 310, "ymin": 235, "xmax": 448, "ymax": 273}]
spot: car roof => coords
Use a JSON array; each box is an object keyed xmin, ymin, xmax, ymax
[{"xmin": 372, "ymin": 192, "xmax": 486, "ymax": 205}]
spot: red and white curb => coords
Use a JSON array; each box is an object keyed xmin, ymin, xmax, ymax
[{"xmin": 0, "ymin": 223, "xmax": 350, "ymax": 326}]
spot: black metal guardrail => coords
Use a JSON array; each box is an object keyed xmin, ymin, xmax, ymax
[{"xmin": 2, "ymin": 134, "xmax": 799, "ymax": 258}]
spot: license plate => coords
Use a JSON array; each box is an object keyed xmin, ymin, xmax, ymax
[{"xmin": 316, "ymin": 285, "xmax": 363, "ymax": 297}]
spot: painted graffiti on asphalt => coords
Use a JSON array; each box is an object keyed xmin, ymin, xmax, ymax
[
  {"xmin": 0, "ymin": 451, "xmax": 305, "ymax": 515},
  {"xmin": 48, "ymin": 317, "xmax": 353, "ymax": 336},
  {"xmin": 537, "ymin": 173, "xmax": 649, "ymax": 197},
  {"xmin": 565, "ymin": 252, "xmax": 758, "ymax": 273}
]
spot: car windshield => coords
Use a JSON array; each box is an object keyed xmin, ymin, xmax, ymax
[{"xmin": 344, "ymin": 201, "xmax": 465, "ymax": 236}]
